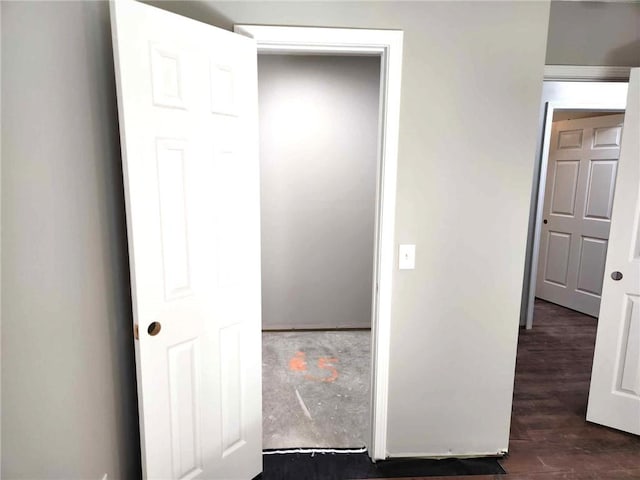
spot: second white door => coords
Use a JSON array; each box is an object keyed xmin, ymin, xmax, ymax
[
  {"xmin": 587, "ymin": 68, "xmax": 640, "ymax": 436},
  {"xmin": 536, "ymin": 113, "xmax": 625, "ymax": 316}
]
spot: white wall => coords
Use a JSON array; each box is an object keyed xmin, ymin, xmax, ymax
[
  {"xmin": 546, "ymin": 1, "xmax": 640, "ymax": 67},
  {"xmin": 1, "ymin": 2, "xmax": 140, "ymax": 478},
  {"xmin": 258, "ymin": 55, "xmax": 380, "ymax": 330}
]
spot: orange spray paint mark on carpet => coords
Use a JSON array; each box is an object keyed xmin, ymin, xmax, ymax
[
  {"xmin": 289, "ymin": 351, "xmax": 308, "ymax": 372},
  {"xmin": 305, "ymin": 357, "xmax": 339, "ymax": 383}
]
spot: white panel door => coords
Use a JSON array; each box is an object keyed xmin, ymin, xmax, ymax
[
  {"xmin": 536, "ymin": 113, "xmax": 625, "ymax": 316},
  {"xmin": 111, "ymin": 1, "xmax": 262, "ymax": 478},
  {"xmin": 587, "ymin": 69, "xmax": 640, "ymax": 435}
]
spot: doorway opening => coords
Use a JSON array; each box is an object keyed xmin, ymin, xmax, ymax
[
  {"xmin": 257, "ymin": 53, "xmax": 380, "ymax": 450},
  {"xmin": 502, "ymin": 76, "xmax": 640, "ymax": 475},
  {"xmin": 236, "ymin": 24, "xmax": 404, "ymax": 460},
  {"xmin": 519, "ymin": 106, "xmax": 626, "ymax": 455},
  {"xmin": 521, "ymin": 80, "xmax": 629, "ymax": 330}
]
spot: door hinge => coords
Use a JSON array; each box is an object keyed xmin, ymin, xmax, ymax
[{"xmin": 133, "ymin": 324, "xmax": 139, "ymax": 340}]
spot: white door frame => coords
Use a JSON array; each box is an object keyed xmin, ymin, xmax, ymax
[
  {"xmin": 234, "ymin": 25, "xmax": 403, "ymax": 461},
  {"xmin": 522, "ymin": 66, "xmax": 630, "ymax": 329},
  {"xmin": 543, "ymin": 65, "xmax": 632, "ymax": 83}
]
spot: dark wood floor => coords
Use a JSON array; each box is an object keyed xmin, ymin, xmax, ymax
[{"xmin": 380, "ymin": 299, "xmax": 640, "ymax": 480}]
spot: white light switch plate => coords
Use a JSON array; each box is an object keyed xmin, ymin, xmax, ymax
[{"xmin": 399, "ymin": 244, "xmax": 416, "ymax": 270}]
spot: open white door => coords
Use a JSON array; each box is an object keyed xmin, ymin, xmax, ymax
[
  {"xmin": 587, "ymin": 68, "xmax": 640, "ymax": 435},
  {"xmin": 111, "ymin": 1, "xmax": 262, "ymax": 478},
  {"xmin": 536, "ymin": 114, "xmax": 624, "ymax": 317}
]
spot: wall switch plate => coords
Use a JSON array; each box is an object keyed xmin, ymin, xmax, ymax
[{"xmin": 399, "ymin": 244, "xmax": 416, "ymax": 270}]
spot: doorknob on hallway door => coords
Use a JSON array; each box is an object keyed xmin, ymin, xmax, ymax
[
  {"xmin": 543, "ymin": 219, "xmax": 548, "ymax": 224},
  {"xmin": 611, "ymin": 271, "xmax": 623, "ymax": 281}
]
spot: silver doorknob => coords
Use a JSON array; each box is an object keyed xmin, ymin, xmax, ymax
[{"xmin": 611, "ymin": 271, "xmax": 623, "ymax": 281}]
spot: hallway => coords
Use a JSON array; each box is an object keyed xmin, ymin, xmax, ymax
[{"xmin": 497, "ymin": 299, "xmax": 640, "ymax": 478}]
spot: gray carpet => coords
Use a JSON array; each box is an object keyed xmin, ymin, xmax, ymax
[{"xmin": 262, "ymin": 331, "xmax": 371, "ymax": 449}]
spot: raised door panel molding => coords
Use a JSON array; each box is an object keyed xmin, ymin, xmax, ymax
[
  {"xmin": 550, "ymin": 160, "xmax": 580, "ymax": 216},
  {"xmin": 150, "ymin": 43, "xmax": 187, "ymax": 109},
  {"xmin": 544, "ymin": 231, "xmax": 571, "ymax": 287},
  {"xmin": 168, "ymin": 339, "xmax": 203, "ymax": 479},
  {"xmin": 576, "ymin": 236, "xmax": 608, "ymax": 297},
  {"xmin": 156, "ymin": 139, "xmax": 193, "ymax": 300},
  {"xmin": 220, "ymin": 324, "xmax": 245, "ymax": 457},
  {"xmin": 213, "ymin": 145, "xmax": 246, "ymax": 288},
  {"xmin": 210, "ymin": 63, "xmax": 236, "ymax": 116},
  {"xmin": 617, "ymin": 296, "xmax": 640, "ymax": 397},
  {"xmin": 558, "ymin": 129, "xmax": 583, "ymax": 149},
  {"xmin": 593, "ymin": 125, "xmax": 622, "ymax": 149},
  {"xmin": 585, "ymin": 160, "xmax": 618, "ymax": 220}
]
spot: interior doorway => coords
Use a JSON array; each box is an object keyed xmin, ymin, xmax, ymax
[
  {"xmin": 521, "ymin": 80, "xmax": 629, "ymax": 330},
  {"xmin": 510, "ymin": 72, "xmax": 639, "ymax": 456},
  {"xmin": 256, "ymin": 54, "xmax": 381, "ymax": 449},
  {"xmin": 520, "ymin": 101, "xmax": 627, "ymax": 438},
  {"xmin": 235, "ymin": 25, "xmax": 404, "ymax": 461},
  {"xmin": 503, "ymin": 74, "xmax": 640, "ymax": 475}
]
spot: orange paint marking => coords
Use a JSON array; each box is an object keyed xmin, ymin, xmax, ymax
[
  {"xmin": 289, "ymin": 351, "xmax": 308, "ymax": 372},
  {"xmin": 305, "ymin": 357, "xmax": 339, "ymax": 383},
  {"xmin": 289, "ymin": 352, "xmax": 340, "ymax": 382}
]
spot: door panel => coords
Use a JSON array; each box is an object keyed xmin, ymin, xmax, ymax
[
  {"xmin": 168, "ymin": 339, "xmax": 202, "ymax": 479},
  {"xmin": 584, "ymin": 160, "xmax": 617, "ymax": 220},
  {"xmin": 544, "ymin": 231, "xmax": 571, "ymax": 286},
  {"xmin": 593, "ymin": 124, "xmax": 622, "ymax": 148},
  {"xmin": 156, "ymin": 139, "xmax": 192, "ymax": 299},
  {"xmin": 587, "ymin": 68, "xmax": 640, "ymax": 435},
  {"xmin": 618, "ymin": 296, "xmax": 640, "ymax": 395},
  {"xmin": 558, "ymin": 129, "xmax": 583, "ymax": 149},
  {"xmin": 110, "ymin": 1, "xmax": 262, "ymax": 478},
  {"xmin": 536, "ymin": 113, "xmax": 625, "ymax": 316},
  {"xmin": 550, "ymin": 160, "xmax": 580, "ymax": 216},
  {"xmin": 576, "ymin": 236, "xmax": 607, "ymax": 296}
]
